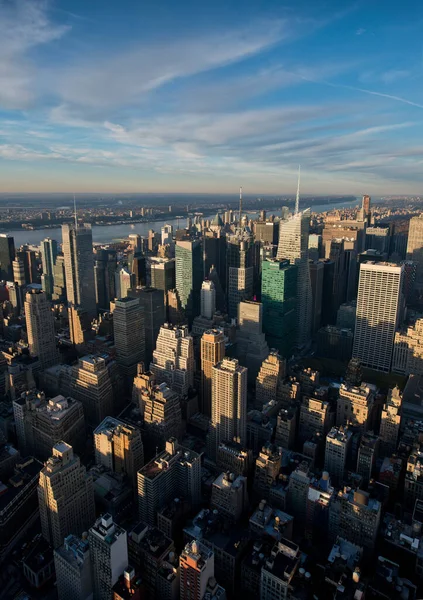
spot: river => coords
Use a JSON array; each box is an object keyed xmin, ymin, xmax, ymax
[{"xmin": 6, "ymin": 197, "xmax": 360, "ymax": 247}]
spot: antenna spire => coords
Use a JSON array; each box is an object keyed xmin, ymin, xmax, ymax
[
  {"xmin": 295, "ymin": 165, "xmax": 301, "ymax": 215},
  {"xmin": 73, "ymin": 194, "xmax": 78, "ymax": 228},
  {"xmin": 239, "ymin": 186, "xmax": 243, "ymax": 225}
]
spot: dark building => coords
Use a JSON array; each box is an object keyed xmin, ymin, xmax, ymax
[
  {"xmin": 94, "ymin": 248, "xmax": 117, "ymax": 311},
  {"xmin": 0, "ymin": 235, "xmax": 15, "ymax": 281}
]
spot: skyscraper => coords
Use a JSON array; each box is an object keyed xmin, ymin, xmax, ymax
[
  {"xmin": 113, "ymin": 297, "xmax": 145, "ymax": 382},
  {"xmin": 150, "ymin": 324, "xmax": 194, "ymax": 396},
  {"xmin": 226, "ymin": 229, "xmax": 254, "ymax": 319},
  {"xmin": 128, "ymin": 287, "xmax": 166, "ymax": 367},
  {"xmin": 62, "ymin": 223, "xmax": 96, "ymax": 318},
  {"xmin": 255, "ymin": 351, "xmax": 286, "ymax": 409},
  {"xmin": 407, "ymin": 214, "xmax": 423, "ymax": 286},
  {"xmin": 115, "ymin": 266, "xmax": 133, "ymax": 299},
  {"xmin": 353, "ymin": 262, "xmax": 404, "ymax": 372},
  {"xmin": 201, "ymin": 280, "xmax": 216, "ymax": 319},
  {"xmin": 261, "ymin": 259, "xmax": 297, "ymax": 357},
  {"xmin": 150, "ymin": 257, "xmax": 175, "ymax": 293},
  {"xmin": 201, "ymin": 329, "xmax": 225, "ymax": 416},
  {"xmin": 380, "ymin": 386, "xmax": 402, "ymax": 456},
  {"xmin": 72, "ymin": 355, "xmax": 114, "ymax": 427},
  {"xmin": 25, "ymin": 289, "xmax": 59, "ymax": 369},
  {"xmin": 89, "ymin": 514, "xmax": 128, "ymax": 600},
  {"xmin": 138, "ymin": 438, "xmax": 201, "ymax": 525},
  {"xmin": 209, "ymin": 357, "xmax": 247, "ymax": 460},
  {"xmin": 276, "ymin": 209, "xmax": 312, "ymax": 349},
  {"xmin": 180, "ymin": 540, "xmax": 215, "ymax": 600},
  {"xmin": 236, "ymin": 300, "xmax": 269, "ymax": 383},
  {"xmin": 93, "ymin": 248, "xmax": 117, "ymax": 310},
  {"xmin": 38, "ymin": 442, "xmax": 95, "ymax": 549},
  {"xmin": 0, "ymin": 234, "xmax": 15, "ymax": 281},
  {"xmin": 52, "ymin": 254, "xmax": 67, "ymax": 301},
  {"xmin": 40, "ymin": 238, "xmax": 58, "ymax": 299},
  {"xmin": 94, "ymin": 416, "xmax": 144, "ymax": 490},
  {"xmin": 54, "ymin": 534, "xmax": 93, "ymax": 600},
  {"xmin": 175, "ymin": 240, "xmax": 203, "ymax": 324}
]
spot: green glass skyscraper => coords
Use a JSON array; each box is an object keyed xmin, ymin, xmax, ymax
[
  {"xmin": 175, "ymin": 240, "xmax": 203, "ymax": 325},
  {"xmin": 261, "ymin": 259, "xmax": 298, "ymax": 357}
]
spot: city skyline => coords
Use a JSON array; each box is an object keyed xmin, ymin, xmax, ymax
[{"xmin": 0, "ymin": 0, "xmax": 423, "ymax": 195}]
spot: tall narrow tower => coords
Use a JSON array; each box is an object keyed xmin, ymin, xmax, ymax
[
  {"xmin": 62, "ymin": 223, "xmax": 96, "ymax": 318},
  {"xmin": 209, "ymin": 357, "xmax": 247, "ymax": 459},
  {"xmin": 276, "ymin": 208, "xmax": 312, "ymax": 349},
  {"xmin": 201, "ymin": 329, "xmax": 225, "ymax": 416},
  {"xmin": 25, "ymin": 289, "xmax": 59, "ymax": 369}
]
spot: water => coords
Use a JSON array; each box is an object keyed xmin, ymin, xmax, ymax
[{"xmin": 5, "ymin": 198, "xmax": 359, "ymax": 247}]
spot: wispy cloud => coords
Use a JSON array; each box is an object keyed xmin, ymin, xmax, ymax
[
  {"xmin": 0, "ymin": 0, "xmax": 70, "ymax": 109},
  {"xmin": 356, "ymin": 28, "xmax": 366, "ymax": 36}
]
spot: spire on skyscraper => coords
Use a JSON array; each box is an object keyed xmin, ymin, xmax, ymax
[{"xmin": 295, "ymin": 165, "xmax": 301, "ymax": 215}]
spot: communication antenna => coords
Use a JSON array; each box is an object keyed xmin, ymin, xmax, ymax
[
  {"xmin": 73, "ymin": 194, "xmax": 78, "ymax": 228},
  {"xmin": 295, "ymin": 165, "xmax": 301, "ymax": 215},
  {"xmin": 239, "ymin": 186, "xmax": 243, "ymax": 224}
]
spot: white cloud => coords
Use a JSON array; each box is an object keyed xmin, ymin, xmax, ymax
[{"xmin": 0, "ymin": 0, "xmax": 70, "ymax": 109}]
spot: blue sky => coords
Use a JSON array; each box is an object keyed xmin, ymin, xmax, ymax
[{"xmin": 1, "ymin": 0, "xmax": 423, "ymax": 195}]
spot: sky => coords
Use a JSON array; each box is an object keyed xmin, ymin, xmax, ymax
[{"xmin": 1, "ymin": 0, "xmax": 423, "ymax": 196}]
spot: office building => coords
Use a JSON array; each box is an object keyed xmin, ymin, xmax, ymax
[
  {"xmin": 180, "ymin": 540, "xmax": 215, "ymax": 600},
  {"xmin": 14, "ymin": 391, "xmax": 85, "ymax": 461},
  {"xmin": 68, "ymin": 305, "xmax": 92, "ymax": 351},
  {"xmin": 17, "ymin": 247, "xmax": 39, "ymax": 284},
  {"xmin": 211, "ymin": 472, "xmax": 248, "ymax": 522},
  {"xmin": 40, "ymin": 238, "xmax": 58, "ymax": 299},
  {"xmin": 201, "ymin": 279, "xmax": 216, "ymax": 319},
  {"xmin": 309, "ymin": 260, "xmax": 324, "ymax": 334},
  {"xmin": 254, "ymin": 444, "xmax": 282, "ymax": 500},
  {"xmin": 25, "ymin": 289, "xmax": 59, "ymax": 369},
  {"xmin": 324, "ymin": 427, "xmax": 352, "ymax": 485},
  {"xmin": 150, "ymin": 324, "xmax": 194, "ymax": 396},
  {"xmin": 299, "ymin": 396, "xmax": 332, "ymax": 444},
  {"xmin": 255, "ymin": 351, "xmax": 286, "ymax": 409},
  {"xmin": 260, "ymin": 539, "xmax": 300, "ymax": 600},
  {"xmin": 38, "ymin": 442, "xmax": 95, "ymax": 549},
  {"xmin": 62, "ymin": 223, "xmax": 96, "ymax": 318},
  {"xmin": 115, "ymin": 266, "xmax": 133, "ymax": 299},
  {"xmin": 203, "ymin": 230, "xmax": 227, "ymax": 294},
  {"xmin": 93, "ymin": 248, "xmax": 117, "ymax": 310},
  {"xmin": 365, "ymin": 226, "xmax": 390, "ymax": 254},
  {"xmin": 353, "ymin": 262, "xmax": 403, "ymax": 372},
  {"xmin": 276, "ymin": 209, "xmax": 312, "ymax": 349},
  {"xmin": 89, "ymin": 513, "xmax": 128, "ymax": 600},
  {"xmin": 216, "ymin": 441, "xmax": 253, "ymax": 477},
  {"xmin": 130, "ymin": 251, "xmax": 147, "ymax": 288},
  {"xmin": 94, "ymin": 416, "xmax": 144, "ymax": 489},
  {"xmin": 71, "ymin": 355, "xmax": 114, "ymax": 427},
  {"xmin": 226, "ymin": 228, "xmax": 254, "ymax": 318},
  {"xmin": 336, "ymin": 300, "xmax": 356, "ymax": 332},
  {"xmin": 0, "ymin": 234, "xmax": 15, "ymax": 281},
  {"xmin": 379, "ymin": 386, "xmax": 402, "ymax": 456},
  {"xmin": 305, "ymin": 472, "xmax": 334, "ymax": 543},
  {"xmin": 393, "ymin": 317, "xmax": 423, "ymax": 375},
  {"xmin": 336, "ymin": 382, "xmax": 375, "ymax": 433},
  {"xmin": 113, "ymin": 297, "xmax": 145, "ymax": 382},
  {"xmin": 129, "ymin": 286, "xmax": 166, "ymax": 366},
  {"xmin": 138, "ymin": 438, "xmax": 201, "ymax": 525},
  {"xmin": 329, "ymin": 488, "xmax": 381, "ymax": 551},
  {"xmin": 201, "ymin": 329, "xmax": 225, "ymax": 417},
  {"xmin": 13, "ymin": 258, "xmax": 26, "ymax": 286},
  {"xmin": 236, "ymin": 301, "xmax": 269, "ymax": 382},
  {"xmin": 356, "ymin": 432, "xmax": 379, "ymax": 485},
  {"xmin": 128, "ymin": 522, "xmax": 175, "ymax": 597},
  {"xmin": 275, "ymin": 408, "xmax": 297, "ymax": 450},
  {"xmin": 288, "ymin": 460, "xmax": 311, "ymax": 523},
  {"xmin": 52, "ymin": 254, "xmax": 67, "ymax": 301},
  {"xmin": 317, "ymin": 325, "xmax": 353, "ymax": 361},
  {"xmin": 150, "ymin": 257, "xmax": 175, "ymax": 293},
  {"xmin": 140, "ymin": 376, "xmax": 183, "ymax": 453},
  {"xmin": 261, "ymin": 259, "xmax": 297, "ymax": 356},
  {"xmin": 54, "ymin": 534, "xmax": 93, "ymax": 600},
  {"xmin": 407, "ymin": 214, "xmax": 423, "ymax": 286},
  {"xmin": 209, "ymin": 357, "xmax": 247, "ymax": 460},
  {"xmin": 175, "ymin": 240, "xmax": 203, "ymax": 324},
  {"xmin": 0, "ymin": 457, "xmax": 43, "ymax": 564},
  {"xmin": 161, "ymin": 224, "xmax": 173, "ymax": 246}
]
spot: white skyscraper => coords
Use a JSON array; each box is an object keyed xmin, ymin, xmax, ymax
[
  {"xmin": 62, "ymin": 223, "xmax": 96, "ymax": 318},
  {"xmin": 209, "ymin": 357, "xmax": 247, "ymax": 459},
  {"xmin": 25, "ymin": 289, "xmax": 59, "ymax": 369},
  {"xmin": 353, "ymin": 262, "xmax": 403, "ymax": 372},
  {"xmin": 276, "ymin": 209, "xmax": 312, "ymax": 349},
  {"xmin": 201, "ymin": 279, "xmax": 216, "ymax": 319},
  {"xmin": 150, "ymin": 324, "xmax": 194, "ymax": 396}
]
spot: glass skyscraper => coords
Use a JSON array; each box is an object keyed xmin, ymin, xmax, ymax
[
  {"xmin": 62, "ymin": 223, "xmax": 96, "ymax": 318},
  {"xmin": 276, "ymin": 209, "xmax": 312, "ymax": 349},
  {"xmin": 261, "ymin": 259, "xmax": 297, "ymax": 357},
  {"xmin": 175, "ymin": 240, "xmax": 203, "ymax": 325}
]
